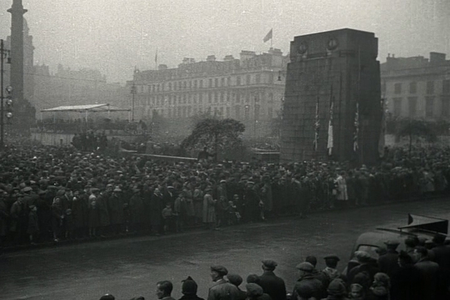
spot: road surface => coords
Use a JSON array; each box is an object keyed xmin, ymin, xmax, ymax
[{"xmin": 1, "ymin": 198, "xmax": 449, "ymax": 300}]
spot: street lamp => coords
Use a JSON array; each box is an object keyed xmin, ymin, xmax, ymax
[
  {"xmin": 130, "ymin": 82, "xmax": 137, "ymax": 122},
  {"xmin": 1, "ymin": 39, "xmax": 12, "ymax": 149}
]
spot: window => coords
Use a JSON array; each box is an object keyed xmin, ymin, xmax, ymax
[
  {"xmin": 194, "ymin": 80, "xmax": 197, "ymax": 89},
  {"xmin": 425, "ymin": 97, "xmax": 434, "ymax": 117},
  {"xmin": 199, "ymin": 93, "xmax": 203, "ymax": 104},
  {"xmin": 408, "ymin": 97, "xmax": 417, "ymax": 117},
  {"xmin": 244, "ymin": 105, "xmax": 250, "ymax": 119},
  {"xmin": 227, "ymin": 77, "xmax": 231, "ymax": 86},
  {"xmin": 246, "ymin": 74, "xmax": 251, "ymax": 85},
  {"xmin": 214, "ymin": 92, "xmax": 218, "ymax": 103},
  {"xmin": 268, "ymin": 107, "xmax": 273, "ymax": 119},
  {"xmin": 236, "ymin": 93, "xmax": 240, "ymax": 103},
  {"xmin": 246, "ymin": 94, "xmax": 250, "ymax": 103},
  {"xmin": 209, "ymin": 79, "xmax": 213, "ymax": 87},
  {"xmin": 168, "ymin": 82, "xmax": 172, "ymax": 90},
  {"xmin": 409, "ymin": 82, "xmax": 417, "ymax": 94},
  {"xmin": 393, "ymin": 98, "xmax": 402, "ymax": 117},
  {"xmin": 256, "ymin": 74, "xmax": 261, "ymax": 84},
  {"xmin": 255, "ymin": 104, "xmax": 260, "ymax": 120},
  {"xmin": 226, "ymin": 107, "xmax": 230, "ymax": 118},
  {"xmin": 394, "ymin": 83, "xmax": 402, "ymax": 94},
  {"xmin": 215, "ymin": 78, "xmax": 218, "ymax": 87},
  {"xmin": 235, "ymin": 106, "xmax": 241, "ymax": 119},
  {"xmin": 221, "ymin": 78, "xmax": 225, "ymax": 86},
  {"xmin": 220, "ymin": 92, "xmax": 224, "ymax": 102},
  {"xmin": 208, "ymin": 92, "xmax": 212, "ymax": 103},
  {"xmin": 236, "ymin": 76, "xmax": 241, "ymax": 86},
  {"xmin": 442, "ymin": 96, "xmax": 450, "ymax": 117},
  {"xmin": 443, "ymin": 80, "xmax": 450, "ymax": 95},
  {"xmin": 200, "ymin": 80, "xmax": 203, "ymax": 88},
  {"xmin": 426, "ymin": 81, "xmax": 434, "ymax": 94}
]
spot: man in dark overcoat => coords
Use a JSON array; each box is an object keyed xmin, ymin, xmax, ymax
[
  {"xmin": 258, "ymin": 260, "xmax": 286, "ymax": 300},
  {"xmin": 378, "ymin": 240, "xmax": 400, "ymax": 278}
]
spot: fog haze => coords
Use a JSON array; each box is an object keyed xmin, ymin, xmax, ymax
[{"xmin": 0, "ymin": 0, "xmax": 448, "ymax": 83}]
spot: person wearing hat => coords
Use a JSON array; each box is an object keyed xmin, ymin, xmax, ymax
[
  {"xmin": 322, "ymin": 255, "xmax": 342, "ymax": 282},
  {"xmin": 156, "ymin": 280, "xmax": 176, "ymax": 300},
  {"xmin": 108, "ymin": 186, "xmax": 125, "ymax": 235},
  {"xmin": 377, "ymin": 240, "xmax": 400, "ymax": 278},
  {"xmin": 323, "ymin": 278, "xmax": 348, "ymax": 300},
  {"xmin": 227, "ymin": 274, "xmax": 247, "ymax": 300},
  {"xmin": 412, "ymin": 246, "xmax": 440, "ymax": 300},
  {"xmin": 242, "ymin": 180, "xmax": 261, "ymax": 223},
  {"xmin": 389, "ymin": 250, "xmax": 423, "ymax": 300},
  {"xmin": 430, "ymin": 233, "xmax": 450, "ymax": 271},
  {"xmin": 179, "ymin": 276, "xmax": 204, "ymax": 300},
  {"xmin": 347, "ymin": 251, "xmax": 380, "ymax": 284},
  {"xmin": 291, "ymin": 262, "xmax": 325, "ymax": 300},
  {"xmin": 202, "ymin": 187, "xmax": 217, "ymax": 230},
  {"xmin": 99, "ymin": 294, "xmax": 115, "ymax": 300},
  {"xmin": 258, "ymin": 260, "xmax": 287, "ymax": 300},
  {"xmin": 27, "ymin": 204, "xmax": 39, "ymax": 245},
  {"xmin": 150, "ymin": 187, "xmax": 165, "ymax": 236},
  {"xmin": 208, "ymin": 265, "xmax": 239, "ymax": 300},
  {"xmin": 245, "ymin": 283, "xmax": 267, "ymax": 300}
]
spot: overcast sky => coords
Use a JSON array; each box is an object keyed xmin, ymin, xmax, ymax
[{"xmin": 0, "ymin": 0, "xmax": 449, "ymax": 84}]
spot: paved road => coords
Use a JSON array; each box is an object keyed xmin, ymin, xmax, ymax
[{"xmin": 1, "ymin": 198, "xmax": 449, "ymax": 300}]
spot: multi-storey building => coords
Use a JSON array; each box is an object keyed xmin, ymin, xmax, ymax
[
  {"xmin": 129, "ymin": 48, "xmax": 288, "ymax": 137},
  {"xmin": 381, "ymin": 52, "xmax": 450, "ymax": 120}
]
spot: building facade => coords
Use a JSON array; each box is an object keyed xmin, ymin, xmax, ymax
[
  {"xmin": 129, "ymin": 49, "xmax": 288, "ymax": 137},
  {"xmin": 381, "ymin": 52, "xmax": 450, "ymax": 120}
]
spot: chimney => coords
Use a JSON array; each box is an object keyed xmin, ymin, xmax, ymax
[
  {"xmin": 158, "ymin": 64, "xmax": 168, "ymax": 70},
  {"xmin": 206, "ymin": 55, "xmax": 216, "ymax": 62},
  {"xmin": 224, "ymin": 55, "xmax": 235, "ymax": 61},
  {"xmin": 430, "ymin": 52, "xmax": 446, "ymax": 65},
  {"xmin": 240, "ymin": 50, "xmax": 256, "ymax": 61}
]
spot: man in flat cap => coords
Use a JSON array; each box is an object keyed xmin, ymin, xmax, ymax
[
  {"xmin": 322, "ymin": 255, "xmax": 342, "ymax": 282},
  {"xmin": 377, "ymin": 240, "xmax": 400, "ymax": 278},
  {"xmin": 347, "ymin": 251, "xmax": 380, "ymax": 284},
  {"xmin": 208, "ymin": 265, "xmax": 239, "ymax": 300},
  {"xmin": 258, "ymin": 260, "xmax": 286, "ymax": 300},
  {"xmin": 291, "ymin": 262, "xmax": 325, "ymax": 300}
]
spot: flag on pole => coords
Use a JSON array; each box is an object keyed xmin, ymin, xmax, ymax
[
  {"xmin": 353, "ymin": 103, "xmax": 360, "ymax": 152},
  {"xmin": 313, "ymin": 98, "xmax": 320, "ymax": 151},
  {"xmin": 378, "ymin": 99, "xmax": 386, "ymax": 158},
  {"xmin": 327, "ymin": 101, "xmax": 334, "ymax": 156},
  {"xmin": 263, "ymin": 29, "xmax": 273, "ymax": 43}
]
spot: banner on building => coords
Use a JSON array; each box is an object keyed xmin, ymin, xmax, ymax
[
  {"xmin": 313, "ymin": 98, "xmax": 320, "ymax": 151},
  {"xmin": 327, "ymin": 101, "xmax": 334, "ymax": 155},
  {"xmin": 378, "ymin": 99, "xmax": 386, "ymax": 158},
  {"xmin": 353, "ymin": 102, "xmax": 359, "ymax": 152}
]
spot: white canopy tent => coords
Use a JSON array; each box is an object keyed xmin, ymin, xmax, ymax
[{"xmin": 41, "ymin": 104, "xmax": 131, "ymax": 121}]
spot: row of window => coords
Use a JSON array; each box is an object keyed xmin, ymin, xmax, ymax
[
  {"xmin": 138, "ymin": 73, "xmax": 275, "ymax": 93},
  {"xmin": 138, "ymin": 104, "xmax": 274, "ymax": 119},
  {"xmin": 392, "ymin": 96, "xmax": 450, "ymax": 118},
  {"xmin": 136, "ymin": 92, "xmax": 276, "ymax": 106},
  {"xmin": 392, "ymin": 80, "xmax": 450, "ymax": 95}
]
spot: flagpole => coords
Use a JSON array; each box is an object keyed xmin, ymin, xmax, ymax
[{"xmin": 271, "ymin": 29, "xmax": 273, "ymax": 48}]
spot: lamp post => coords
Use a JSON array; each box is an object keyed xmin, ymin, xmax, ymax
[
  {"xmin": 130, "ymin": 82, "xmax": 137, "ymax": 122},
  {"xmin": 0, "ymin": 39, "xmax": 12, "ymax": 149}
]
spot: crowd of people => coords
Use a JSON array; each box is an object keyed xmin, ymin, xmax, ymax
[
  {"xmin": 71, "ymin": 131, "xmax": 108, "ymax": 152},
  {"xmin": 0, "ymin": 144, "xmax": 450, "ymax": 248},
  {"xmin": 97, "ymin": 239, "xmax": 450, "ymax": 300}
]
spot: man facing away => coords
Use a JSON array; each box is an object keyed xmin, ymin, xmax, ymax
[{"xmin": 258, "ymin": 260, "xmax": 286, "ymax": 300}]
